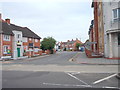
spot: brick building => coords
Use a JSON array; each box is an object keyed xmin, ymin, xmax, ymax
[
  {"xmin": 86, "ymin": 1, "xmax": 104, "ymax": 57},
  {"xmin": 60, "ymin": 39, "xmax": 83, "ymax": 51},
  {"xmin": 86, "ymin": 0, "xmax": 120, "ymax": 59},
  {"xmin": 0, "ymin": 17, "xmax": 41, "ymax": 60}
]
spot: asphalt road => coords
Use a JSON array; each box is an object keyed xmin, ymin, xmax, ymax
[
  {"xmin": 2, "ymin": 51, "xmax": 78, "ymax": 65},
  {"xmin": 1, "ymin": 51, "xmax": 120, "ymax": 89},
  {"xmin": 2, "ymin": 71, "xmax": 120, "ymax": 89}
]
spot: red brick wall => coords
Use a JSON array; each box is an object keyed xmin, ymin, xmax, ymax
[
  {"xmin": 73, "ymin": 40, "xmax": 83, "ymax": 51},
  {"xmin": 34, "ymin": 39, "xmax": 40, "ymax": 55},
  {"xmin": 2, "ymin": 34, "xmax": 13, "ymax": 56},
  {"xmin": 27, "ymin": 38, "xmax": 41, "ymax": 56},
  {"xmin": 94, "ymin": 1, "xmax": 99, "ymax": 53},
  {"xmin": 34, "ymin": 39, "xmax": 40, "ymax": 48},
  {"xmin": 23, "ymin": 40, "xmax": 29, "ymax": 56}
]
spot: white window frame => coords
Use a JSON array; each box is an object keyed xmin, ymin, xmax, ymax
[
  {"xmin": 35, "ymin": 39, "xmax": 38, "ymax": 42},
  {"xmin": 3, "ymin": 35, "xmax": 10, "ymax": 41},
  {"xmin": 113, "ymin": 8, "xmax": 120, "ymax": 22},
  {"xmin": 17, "ymin": 34, "xmax": 21, "ymax": 39},
  {"xmin": 29, "ymin": 38, "xmax": 32, "ymax": 41}
]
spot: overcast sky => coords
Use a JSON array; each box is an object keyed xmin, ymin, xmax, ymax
[{"xmin": 1, "ymin": 0, "xmax": 93, "ymax": 43}]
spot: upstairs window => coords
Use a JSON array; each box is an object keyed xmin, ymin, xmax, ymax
[
  {"xmin": 29, "ymin": 38, "xmax": 32, "ymax": 41},
  {"xmin": 17, "ymin": 34, "xmax": 21, "ymax": 38},
  {"xmin": 3, "ymin": 35, "xmax": 10, "ymax": 41},
  {"xmin": 113, "ymin": 8, "xmax": 120, "ymax": 22},
  {"xmin": 35, "ymin": 39, "xmax": 38, "ymax": 42}
]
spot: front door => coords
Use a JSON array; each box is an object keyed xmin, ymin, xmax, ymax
[{"xmin": 17, "ymin": 48, "xmax": 20, "ymax": 57}]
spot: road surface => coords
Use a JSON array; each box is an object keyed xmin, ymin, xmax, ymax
[{"xmin": 1, "ymin": 51, "xmax": 120, "ymax": 89}]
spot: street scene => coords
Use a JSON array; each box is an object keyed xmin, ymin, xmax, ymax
[{"xmin": 0, "ymin": 0, "xmax": 120, "ymax": 89}]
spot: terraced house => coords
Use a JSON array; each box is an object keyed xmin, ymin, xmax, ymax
[
  {"xmin": 60, "ymin": 39, "xmax": 83, "ymax": 51},
  {"xmin": 0, "ymin": 16, "xmax": 41, "ymax": 60}
]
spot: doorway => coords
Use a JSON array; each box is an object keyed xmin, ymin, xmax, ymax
[{"xmin": 17, "ymin": 48, "xmax": 20, "ymax": 57}]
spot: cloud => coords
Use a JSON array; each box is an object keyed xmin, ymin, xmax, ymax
[{"xmin": 1, "ymin": 1, "xmax": 93, "ymax": 43}]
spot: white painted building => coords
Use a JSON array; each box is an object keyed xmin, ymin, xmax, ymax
[
  {"xmin": 12, "ymin": 30, "xmax": 23, "ymax": 59},
  {"xmin": 103, "ymin": 1, "xmax": 120, "ymax": 58}
]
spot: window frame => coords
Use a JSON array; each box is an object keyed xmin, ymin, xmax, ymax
[
  {"xmin": 17, "ymin": 34, "xmax": 21, "ymax": 39},
  {"xmin": 3, "ymin": 35, "xmax": 10, "ymax": 41},
  {"xmin": 113, "ymin": 8, "xmax": 120, "ymax": 22},
  {"xmin": 3, "ymin": 45, "xmax": 9, "ymax": 54}
]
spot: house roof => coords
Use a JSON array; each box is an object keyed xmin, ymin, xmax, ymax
[
  {"xmin": 0, "ymin": 19, "xmax": 41, "ymax": 39},
  {"xmin": 61, "ymin": 42, "xmax": 67, "ymax": 45},
  {"xmin": 0, "ymin": 21, "xmax": 14, "ymax": 35},
  {"xmin": 67, "ymin": 41, "xmax": 75, "ymax": 44},
  {"xmin": 10, "ymin": 24, "xmax": 41, "ymax": 39}
]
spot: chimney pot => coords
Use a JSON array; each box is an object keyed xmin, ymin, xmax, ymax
[{"xmin": 5, "ymin": 18, "xmax": 10, "ymax": 24}]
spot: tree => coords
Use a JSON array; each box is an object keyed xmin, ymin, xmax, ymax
[
  {"xmin": 76, "ymin": 43, "xmax": 81, "ymax": 51},
  {"xmin": 41, "ymin": 37, "xmax": 56, "ymax": 54}
]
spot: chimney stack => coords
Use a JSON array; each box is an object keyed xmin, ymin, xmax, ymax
[
  {"xmin": 67, "ymin": 40, "xmax": 70, "ymax": 42},
  {"xmin": 5, "ymin": 18, "xmax": 10, "ymax": 24}
]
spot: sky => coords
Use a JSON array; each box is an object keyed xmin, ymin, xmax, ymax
[{"xmin": 1, "ymin": 0, "xmax": 93, "ymax": 43}]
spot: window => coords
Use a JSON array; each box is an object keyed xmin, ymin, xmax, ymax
[
  {"xmin": 119, "ymin": 8, "xmax": 120, "ymax": 18},
  {"xmin": 113, "ymin": 8, "xmax": 120, "ymax": 22},
  {"xmin": 35, "ymin": 39, "xmax": 38, "ymax": 42},
  {"xmin": 23, "ymin": 46, "xmax": 28, "ymax": 53},
  {"xmin": 3, "ymin": 35, "xmax": 10, "ymax": 41},
  {"xmin": 118, "ymin": 33, "xmax": 120, "ymax": 45},
  {"xmin": 17, "ymin": 34, "xmax": 21, "ymax": 38},
  {"xmin": 29, "ymin": 38, "xmax": 31, "ymax": 41},
  {"xmin": 3, "ymin": 45, "xmax": 9, "ymax": 54}
]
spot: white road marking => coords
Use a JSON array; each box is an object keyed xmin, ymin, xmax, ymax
[
  {"xmin": 103, "ymin": 86, "xmax": 120, "ymax": 89},
  {"xmin": 43, "ymin": 82, "xmax": 120, "ymax": 89},
  {"xmin": 93, "ymin": 73, "xmax": 117, "ymax": 85},
  {"xmin": 66, "ymin": 72, "xmax": 89, "ymax": 86},
  {"xmin": 43, "ymin": 83, "xmax": 92, "ymax": 88}
]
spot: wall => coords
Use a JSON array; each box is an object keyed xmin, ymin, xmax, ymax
[
  {"xmin": 34, "ymin": 39, "xmax": 40, "ymax": 55},
  {"xmin": 23, "ymin": 37, "xmax": 28, "ymax": 56},
  {"xmin": 97, "ymin": 2, "xmax": 104, "ymax": 54},
  {"xmin": 94, "ymin": 1, "xmax": 99, "ymax": 53},
  {"xmin": 103, "ymin": 1, "xmax": 120, "ymax": 58},
  {"xmin": 2, "ymin": 34, "xmax": 12, "ymax": 57},
  {"xmin": 12, "ymin": 30, "xmax": 23, "ymax": 59}
]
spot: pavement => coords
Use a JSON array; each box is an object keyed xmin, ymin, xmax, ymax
[{"xmin": 72, "ymin": 52, "xmax": 120, "ymax": 65}]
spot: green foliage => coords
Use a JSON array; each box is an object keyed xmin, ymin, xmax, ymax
[
  {"xmin": 76, "ymin": 43, "xmax": 81, "ymax": 50},
  {"xmin": 41, "ymin": 37, "xmax": 56, "ymax": 51}
]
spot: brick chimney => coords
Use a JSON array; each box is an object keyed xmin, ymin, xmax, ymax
[{"xmin": 5, "ymin": 18, "xmax": 10, "ymax": 24}]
